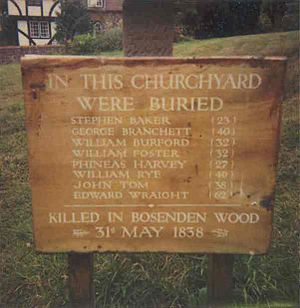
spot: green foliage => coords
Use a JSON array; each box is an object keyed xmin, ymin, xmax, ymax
[
  {"xmin": 261, "ymin": 0, "xmax": 287, "ymax": 30},
  {"xmin": 174, "ymin": 32, "xmax": 193, "ymax": 43},
  {"xmin": 176, "ymin": 0, "xmax": 262, "ymax": 39},
  {"xmin": 94, "ymin": 28, "xmax": 123, "ymax": 52},
  {"xmin": 55, "ymin": 0, "xmax": 92, "ymax": 43},
  {"xmin": 0, "ymin": 2, "xmax": 18, "ymax": 46},
  {"xmin": 259, "ymin": 13, "xmax": 274, "ymax": 32},
  {"xmin": 175, "ymin": 0, "xmax": 296, "ymax": 39},
  {"xmin": 69, "ymin": 28, "xmax": 123, "ymax": 55},
  {"xmin": 68, "ymin": 33, "xmax": 96, "ymax": 54}
]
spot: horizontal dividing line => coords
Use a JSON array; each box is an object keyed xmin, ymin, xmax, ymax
[{"xmin": 64, "ymin": 204, "xmax": 242, "ymax": 208}]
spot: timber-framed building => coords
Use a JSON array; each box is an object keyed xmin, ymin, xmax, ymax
[{"xmin": 7, "ymin": 0, "xmax": 60, "ymax": 46}]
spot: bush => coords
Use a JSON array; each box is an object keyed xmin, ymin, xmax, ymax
[
  {"xmin": 69, "ymin": 28, "xmax": 123, "ymax": 55},
  {"xmin": 174, "ymin": 26, "xmax": 193, "ymax": 43},
  {"xmin": 175, "ymin": 0, "xmax": 262, "ymax": 39},
  {"xmin": 258, "ymin": 13, "xmax": 273, "ymax": 32},
  {"xmin": 55, "ymin": 0, "xmax": 92, "ymax": 43},
  {"xmin": 68, "ymin": 34, "xmax": 96, "ymax": 54},
  {"xmin": 95, "ymin": 28, "xmax": 123, "ymax": 52}
]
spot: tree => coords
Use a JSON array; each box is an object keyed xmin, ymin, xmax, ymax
[
  {"xmin": 175, "ymin": 0, "xmax": 263, "ymax": 39},
  {"xmin": 227, "ymin": 0, "xmax": 262, "ymax": 35},
  {"xmin": 55, "ymin": 0, "xmax": 92, "ymax": 43},
  {"xmin": 0, "ymin": 1, "xmax": 18, "ymax": 45},
  {"xmin": 261, "ymin": 0, "xmax": 287, "ymax": 30}
]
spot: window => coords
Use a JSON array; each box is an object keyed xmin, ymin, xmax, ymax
[
  {"xmin": 29, "ymin": 21, "xmax": 39, "ymax": 38},
  {"xmin": 93, "ymin": 22, "xmax": 104, "ymax": 36},
  {"xmin": 96, "ymin": 0, "xmax": 105, "ymax": 7},
  {"xmin": 40, "ymin": 21, "xmax": 50, "ymax": 38},
  {"xmin": 88, "ymin": 0, "xmax": 105, "ymax": 8},
  {"xmin": 29, "ymin": 21, "xmax": 50, "ymax": 39},
  {"xmin": 27, "ymin": 0, "xmax": 41, "ymax": 6}
]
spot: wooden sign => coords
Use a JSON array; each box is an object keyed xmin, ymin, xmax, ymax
[{"xmin": 21, "ymin": 56, "xmax": 286, "ymax": 254}]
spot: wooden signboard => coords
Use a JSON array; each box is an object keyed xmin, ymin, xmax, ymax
[{"xmin": 21, "ymin": 56, "xmax": 286, "ymax": 254}]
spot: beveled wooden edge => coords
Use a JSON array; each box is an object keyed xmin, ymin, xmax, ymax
[
  {"xmin": 20, "ymin": 55, "xmax": 287, "ymax": 70},
  {"xmin": 22, "ymin": 53, "xmax": 285, "ymax": 256},
  {"xmin": 35, "ymin": 246, "xmax": 269, "ymax": 255}
]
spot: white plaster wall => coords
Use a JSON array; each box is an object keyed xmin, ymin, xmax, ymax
[
  {"xmin": 8, "ymin": 0, "xmax": 60, "ymax": 17},
  {"xmin": 8, "ymin": 0, "xmax": 26, "ymax": 16},
  {"xmin": 28, "ymin": 6, "xmax": 41, "ymax": 16},
  {"xmin": 51, "ymin": 21, "xmax": 57, "ymax": 38},
  {"xmin": 33, "ymin": 38, "xmax": 50, "ymax": 45},
  {"xmin": 17, "ymin": 20, "xmax": 29, "ymax": 46},
  {"xmin": 44, "ymin": 0, "xmax": 61, "ymax": 17},
  {"xmin": 88, "ymin": 0, "xmax": 98, "ymax": 7}
]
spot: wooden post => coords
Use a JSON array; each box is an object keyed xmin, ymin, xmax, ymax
[
  {"xmin": 123, "ymin": 0, "xmax": 174, "ymax": 57},
  {"xmin": 68, "ymin": 253, "xmax": 94, "ymax": 308},
  {"xmin": 207, "ymin": 254, "xmax": 234, "ymax": 307},
  {"xmin": 67, "ymin": 2, "xmax": 234, "ymax": 307},
  {"xmin": 66, "ymin": 3, "xmax": 175, "ymax": 305},
  {"xmin": 123, "ymin": 2, "xmax": 234, "ymax": 307}
]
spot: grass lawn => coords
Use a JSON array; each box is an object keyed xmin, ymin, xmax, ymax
[{"xmin": 0, "ymin": 31, "xmax": 299, "ymax": 307}]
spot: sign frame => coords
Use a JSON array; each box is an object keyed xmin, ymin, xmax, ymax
[{"xmin": 21, "ymin": 55, "xmax": 286, "ymax": 254}]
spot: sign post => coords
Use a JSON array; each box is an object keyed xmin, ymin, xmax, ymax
[
  {"xmin": 123, "ymin": 2, "xmax": 235, "ymax": 304},
  {"xmin": 208, "ymin": 254, "xmax": 234, "ymax": 306},
  {"xmin": 21, "ymin": 1, "xmax": 286, "ymax": 306},
  {"xmin": 68, "ymin": 253, "xmax": 94, "ymax": 307},
  {"xmin": 123, "ymin": 0, "xmax": 174, "ymax": 57}
]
